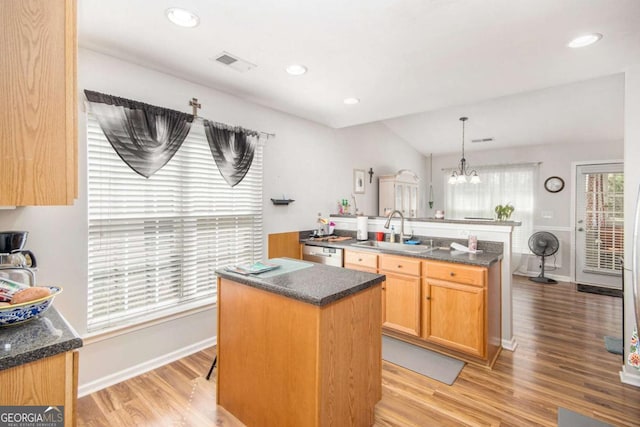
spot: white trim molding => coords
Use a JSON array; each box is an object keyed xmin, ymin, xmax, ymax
[
  {"xmin": 78, "ymin": 336, "xmax": 217, "ymax": 397},
  {"xmin": 620, "ymin": 364, "xmax": 640, "ymax": 387}
]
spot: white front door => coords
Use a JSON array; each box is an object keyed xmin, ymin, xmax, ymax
[{"xmin": 575, "ymin": 163, "xmax": 624, "ymax": 289}]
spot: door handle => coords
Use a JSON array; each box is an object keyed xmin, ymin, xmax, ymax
[{"xmin": 577, "ymin": 227, "xmax": 584, "ymax": 232}]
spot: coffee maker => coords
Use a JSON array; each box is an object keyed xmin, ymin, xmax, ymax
[{"xmin": 0, "ymin": 231, "xmax": 37, "ymax": 286}]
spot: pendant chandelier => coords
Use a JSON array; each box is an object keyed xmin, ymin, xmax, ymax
[{"xmin": 448, "ymin": 116, "xmax": 480, "ymax": 184}]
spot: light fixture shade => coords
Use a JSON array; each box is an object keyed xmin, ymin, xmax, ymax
[
  {"xmin": 456, "ymin": 175, "xmax": 467, "ymax": 184},
  {"xmin": 470, "ymin": 173, "xmax": 481, "ymax": 184},
  {"xmin": 448, "ymin": 174, "xmax": 457, "ymax": 184}
]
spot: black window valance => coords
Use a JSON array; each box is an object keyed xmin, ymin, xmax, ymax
[
  {"xmin": 84, "ymin": 90, "xmax": 194, "ymax": 178},
  {"xmin": 85, "ymin": 90, "xmax": 262, "ymax": 186},
  {"xmin": 203, "ymin": 120, "xmax": 259, "ymax": 187}
]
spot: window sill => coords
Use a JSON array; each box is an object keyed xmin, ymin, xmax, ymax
[{"xmin": 82, "ymin": 298, "xmax": 217, "ymax": 345}]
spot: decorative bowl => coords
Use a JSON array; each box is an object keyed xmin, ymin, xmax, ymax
[{"xmin": 0, "ymin": 286, "xmax": 62, "ymax": 327}]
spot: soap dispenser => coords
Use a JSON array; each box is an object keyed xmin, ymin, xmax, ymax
[{"xmin": 389, "ymin": 226, "xmax": 396, "ymax": 243}]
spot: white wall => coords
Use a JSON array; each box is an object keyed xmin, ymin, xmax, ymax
[
  {"xmin": 0, "ymin": 48, "xmax": 427, "ymax": 393},
  {"xmin": 622, "ymin": 64, "xmax": 640, "ymax": 386},
  {"xmin": 428, "ymin": 141, "xmax": 624, "ymax": 279}
]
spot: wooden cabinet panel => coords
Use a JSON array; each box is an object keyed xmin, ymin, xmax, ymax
[
  {"xmin": 268, "ymin": 232, "xmax": 302, "ymax": 259},
  {"xmin": 344, "ymin": 249, "xmax": 378, "ymax": 270},
  {"xmin": 379, "ymin": 254, "xmax": 421, "ymax": 276},
  {"xmin": 0, "ymin": 351, "xmax": 78, "ymax": 427},
  {"xmin": 382, "ymin": 272, "xmax": 421, "ymax": 336},
  {"xmin": 424, "ymin": 278, "xmax": 485, "ymax": 357},
  {"xmin": 426, "ymin": 260, "xmax": 485, "ymax": 287},
  {"xmin": 0, "ymin": 0, "xmax": 77, "ymax": 206},
  {"xmin": 217, "ymin": 278, "xmax": 381, "ymax": 426}
]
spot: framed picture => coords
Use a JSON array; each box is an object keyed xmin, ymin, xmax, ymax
[{"xmin": 353, "ymin": 169, "xmax": 365, "ymax": 194}]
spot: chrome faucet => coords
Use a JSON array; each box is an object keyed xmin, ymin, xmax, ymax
[{"xmin": 384, "ymin": 210, "xmax": 412, "ymax": 241}]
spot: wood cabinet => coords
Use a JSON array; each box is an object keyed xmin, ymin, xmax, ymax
[
  {"xmin": 217, "ymin": 277, "xmax": 381, "ymax": 427},
  {"xmin": 268, "ymin": 231, "xmax": 302, "ymax": 259},
  {"xmin": 345, "ymin": 249, "xmax": 385, "ymax": 322},
  {"xmin": 0, "ymin": 351, "xmax": 79, "ymax": 427},
  {"xmin": 344, "ymin": 249, "xmax": 378, "ymax": 273},
  {"xmin": 379, "ymin": 254, "xmax": 421, "ymax": 336},
  {"xmin": 378, "ymin": 170, "xmax": 419, "ymax": 218},
  {"xmin": 0, "ymin": 0, "xmax": 77, "ymax": 206},
  {"xmin": 423, "ymin": 277, "xmax": 485, "ymax": 357},
  {"xmin": 422, "ymin": 260, "xmax": 502, "ymax": 364},
  {"xmin": 345, "ymin": 249, "xmax": 501, "ymax": 366}
]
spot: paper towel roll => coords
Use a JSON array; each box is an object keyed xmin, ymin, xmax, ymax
[{"xmin": 356, "ymin": 216, "xmax": 368, "ymax": 241}]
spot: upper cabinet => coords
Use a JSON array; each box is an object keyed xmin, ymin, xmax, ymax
[
  {"xmin": 378, "ymin": 170, "xmax": 419, "ymax": 218},
  {"xmin": 0, "ymin": 0, "xmax": 77, "ymax": 206}
]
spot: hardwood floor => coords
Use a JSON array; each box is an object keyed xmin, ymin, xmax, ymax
[{"xmin": 77, "ymin": 276, "xmax": 640, "ymax": 426}]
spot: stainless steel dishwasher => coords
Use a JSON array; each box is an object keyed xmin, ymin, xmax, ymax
[{"xmin": 302, "ymin": 244, "xmax": 343, "ymax": 267}]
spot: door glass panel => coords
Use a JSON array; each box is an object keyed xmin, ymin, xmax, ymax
[{"xmin": 581, "ymin": 172, "xmax": 624, "ymax": 275}]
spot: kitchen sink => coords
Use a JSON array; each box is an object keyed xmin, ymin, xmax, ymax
[{"xmin": 351, "ymin": 240, "xmax": 436, "ymax": 254}]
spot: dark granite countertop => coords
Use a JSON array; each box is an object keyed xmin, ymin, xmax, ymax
[
  {"xmin": 302, "ymin": 238, "xmax": 503, "ymax": 267},
  {"xmin": 0, "ymin": 307, "xmax": 83, "ymax": 371},
  {"xmin": 216, "ymin": 258, "xmax": 385, "ymax": 306}
]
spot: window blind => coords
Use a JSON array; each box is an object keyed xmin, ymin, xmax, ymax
[
  {"xmin": 444, "ymin": 163, "xmax": 537, "ymax": 253},
  {"xmin": 87, "ymin": 115, "xmax": 263, "ymax": 332}
]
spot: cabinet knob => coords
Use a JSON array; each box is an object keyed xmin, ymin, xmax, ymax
[
  {"xmin": 426, "ymin": 296, "xmax": 431, "ymax": 300},
  {"xmin": 358, "ymin": 258, "xmax": 363, "ymax": 262},
  {"xmin": 398, "ymin": 265, "xmax": 402, "ymax": 268},
  {"xmin": 450, "ymin": 272, "xmax": 455, "ymax": 276}
]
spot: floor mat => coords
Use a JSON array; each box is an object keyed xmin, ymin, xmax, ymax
[
  {"xmin": 576, "ymin": 284, "xmax": 623, "ymax": 298},
  {"xmin": 558, "ymin": 407, "xmax": 613, "ymax": 427},
  {"xmin": 604, "ymin": 336, "xmax": 623, "ymax": 355},
  {"xmin": 382, "ymin": 335, "xmax": 464, "ymax": 385}
]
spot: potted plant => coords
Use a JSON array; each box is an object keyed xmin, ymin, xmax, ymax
[{"xmin": 495, "ymin": 203, "xmax": 514, "ymax": 221}]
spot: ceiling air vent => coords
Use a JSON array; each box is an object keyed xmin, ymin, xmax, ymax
[
  {"xmin": 471, "ymin": 137, "xmax": 494, "ymax": 143},
  {"xmin": 213, "ymin": 51, "xmax": 257, "ymax": 73}
]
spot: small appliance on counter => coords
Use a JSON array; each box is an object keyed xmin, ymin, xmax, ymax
[
  {"xmin": 356, "ymin": 216, "xmax": 368, "ymax": 241},
  {"xmin": 0, "ymin": 231, "xmax": 37, "ymax": 286}
]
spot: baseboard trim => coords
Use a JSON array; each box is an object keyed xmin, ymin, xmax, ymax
[
  {"xmin": 78, "ymin": 336, "xmax": 217, "ymax": 397},
  {"xmin": 502, "ymin": 336, "xmax": 518, "ymax": 351},
  {"xmin": 620, "ymin": 364, "xmax": 640, "ymax": 387}
]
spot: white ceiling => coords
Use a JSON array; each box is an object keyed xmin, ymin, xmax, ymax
[{"xmin": 78, "ymin": 0, "xmax": 640, "ymax": 155}]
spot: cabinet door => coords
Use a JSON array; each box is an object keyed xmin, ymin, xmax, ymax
[
  {"xmin": 0, "ymin": 0, "xmax": 77, "ymax": 205},
  {"xmin": 424, "ymin": 278, "xmax": 485, "ymax": 357},
  {"xmin": 395, "ymin": 183, "xmax": 403, "ymax": 213},
  {"xmin": 383, "ymin": 272, "xmax": 421, "ymax": 336}
]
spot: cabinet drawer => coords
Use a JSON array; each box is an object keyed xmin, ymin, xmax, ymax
[
  {"xmin": 379, "ymin": 255, "xmax": 421, "ymax": 276},
  {"xmin": 344, "ymin": 250, "xmax": 378, "ymax": 269},
  {"xmin": 425, "ymin": 261, "xmax": 486, "ymax": 287}
]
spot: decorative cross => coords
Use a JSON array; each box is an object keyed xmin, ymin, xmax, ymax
[
  {"xmin": 189, "ymin": 98, "xmax": 201, "ymax": 117},
  {"xmin": 368, "ymin": 168, "xmax": 374, "ymax": 183}
]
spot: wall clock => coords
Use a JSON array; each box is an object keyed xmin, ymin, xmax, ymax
[{"xmin": 544, "ymin": 176, "xmax": 564, "ymax": 193}]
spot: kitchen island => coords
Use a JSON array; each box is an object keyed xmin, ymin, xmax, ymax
[{"xmin": 216, "ymin": 258, "xmax": 385, "ymax": 427}]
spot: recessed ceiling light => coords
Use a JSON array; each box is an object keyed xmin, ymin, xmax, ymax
[
  {"xmin": 568, "ymin": 33, "xmax": 602, "ymax": 48},
  {"xmin": 286, "ymin": 64, "xmax": 307, "ymax": 75},
  {"xmin": 166, "ymin": 7, "xmax": 200, "ymax": 28},
  {"xmin": 343, "ymin": 97, "xmax": 360, "ymax": 105}
]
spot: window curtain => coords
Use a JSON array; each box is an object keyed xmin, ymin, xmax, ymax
[
  {"xmin": 444, "ymin": 163, "xmax": 538, "ymax": 253},
  {"xmin": 202, "ymin": 120, "xmax": 259, "ymax": 187},
  {"xmin": 84, "ymin": 90, "xmax": 194, "ymax": 178}
]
